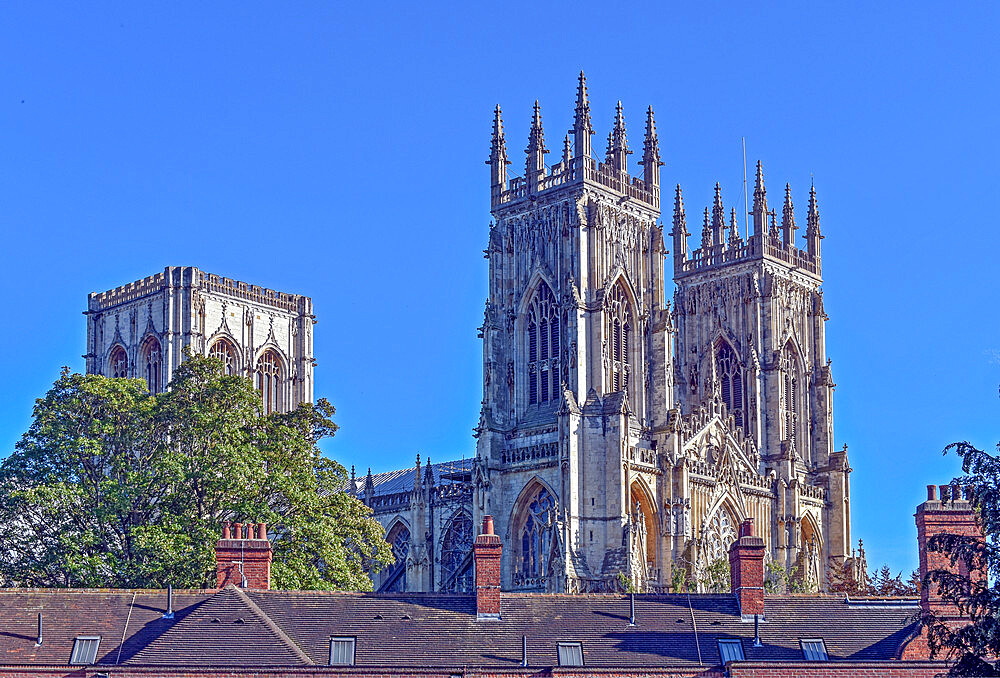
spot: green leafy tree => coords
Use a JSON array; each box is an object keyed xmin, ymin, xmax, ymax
[
  {"xmin": 919, "ymin": 439, "xmax": 1000, "ymax": 676},
  {"xmin": 698, "ymin": 557, "xmax": 731, "ymax": 593},
  {"xmin": 0, "ymin": 355, "xmax": 392, "ymax": 590}
]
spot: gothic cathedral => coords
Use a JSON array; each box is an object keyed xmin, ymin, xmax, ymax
[{"xmin": 358, "ymin": 74, "xmax": 853, "ymax": 594}]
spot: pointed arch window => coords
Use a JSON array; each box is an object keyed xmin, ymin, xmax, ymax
[
  {"xmin": 209, "ymin": 338, "xmax": 238, "ymax": 376},
  {"xmin": 780, "ymin": 343, "xmax": 799, "ymax": 447},
  {"xmin": 440, "ymin": 512, "xmax": 473, "ymax": 592},
  {"xmin": 526, "ymin": 283, "xmax": 560, "ymax": 405},
  {"xmin": 605, "ymin": 282, "xmax": 633, "ymax": 394},
  {"xmin": 380, "ymin": 523, "xmax": 410, "ymax": 593},
  {"xmin": 715, "ymin": 342, "xmax": 744, "ymax": 428},
  {"xmin": 109, "ymin": 346, "xmax": 128, "ymax": 379},
  {"xmin": 256, "ymin": 349, "xmax": 283, "ymax": 414},
  {"xmin": 515, "ymin": 484, "xmax": 555, "ymax": 584},
  {"xmin": 141, "ymin": 337, "xmax": 162, "ymax": 393}
]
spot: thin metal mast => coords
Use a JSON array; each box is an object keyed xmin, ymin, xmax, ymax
[{"xmin": 742, "ymin": 137, "xmax": 749, "ymax": 240}]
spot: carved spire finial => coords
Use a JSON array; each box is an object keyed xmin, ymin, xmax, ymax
[
  {"xmin": 701, "ymin": 206, "xmax": 712, "ymax": 252},
  {"xmin": 487, "ymin": 105, "xmax": 510, "ymax": 189},
  {"xmin": 752, "ymin": 160, "xmax": 768, "ymax": 237},
  {"xmin": 712, "ymin": 182, "xmax": 726, "ymax": 246},
  {"xmin": 525, "ymin": 100, "xmax": 549, "ymax": 192},
  {"xmin": 562, "ymin": 133, "xmax": 573, "ymax": 168},
  {"xmin": 413, "ymin": 453, "xmax": 422, "ymax": 490},
  {"xmin": 781, "ymin": 183, "xmax": 797, "ymax": 246},
  {"xmin": 805, "ymin": 180, "xmax": 823, "ymax": 259},
  {"xmin": 728, "ymin": 207, "xmax": 742, "ymax": 246},
  {"xmin": 608, "ymin": 101, "xmax": 631, "ymax": 172},
  {"xmin": 670, "ymin": 184, "xmax": 689, "ymax": 264},
  {"xmin": 572, "ymin": 71, "xmax": 594, "ymax": 161},
  {"xmin": 364, "ymin": 467, "xmax": 374, "ymax": 501},
  {"xmin": 639, "ymin": 105, "xmax": 663, "ymax": 187}
]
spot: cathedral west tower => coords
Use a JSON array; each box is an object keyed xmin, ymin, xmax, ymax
[{"xmin": 359, "ymin": 75, "xmax": 854, "ymax": 595}]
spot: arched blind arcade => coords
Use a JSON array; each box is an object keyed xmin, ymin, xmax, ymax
[
  {"xmin": 605, "ymin": 283, "xmax": 633, "ymax": 394},
  {"xmin": 780, "ymin": 343, "xmax": 799, "ymax": 446},
  {"xmin": 526, "ymin": 284, "xmax": 560, "ymax": 405},
  {"xmin": 141, "ymin": 337, "xmax": 162, "ymax": 394},
  {"xmin": 109, "ymin": 346, "xmax": 128, "ymax": 379},
  {"xmin": 209, "ymin": 338, "xmax": 238, "ymax": 376},
  {"xmin": 715, "ymin": 342, "xmax": 744, "ymax": 428},
  {"xmin": 256, "ymin": 349, "xmax": 283, "ymax": 414}
]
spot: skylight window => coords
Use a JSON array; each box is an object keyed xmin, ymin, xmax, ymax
[
  {"xmin": 70, "ymin": 636, "xmax": 101, "ymax": 665},
  {"xmin": 800, "ymin": 638, "xmax": 829, "ymax": 661},
  {"xmin": 718, "ymin": 638, "xmax": 745, "ymax": 663},
  {"xmin": 329, "ymin": 637, "xmax": 356, "ymax": 666},
  {"xmin": 557, "ymin": 642, "xmax": 584, "ymax": 666}
]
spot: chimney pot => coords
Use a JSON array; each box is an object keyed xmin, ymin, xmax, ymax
[
  {"xmin": 474, "ymin": 514, "xmax": 502, "ymax": 620},
  {"xmin": 222, "ymin": 521, "xmax": 231, "ymax": 539},
  {"xmin": 927, "ymin": 485, "xmax": 937, "ymax": 501},
  {"xmin": 917, "ymin": 481, "xmax": 986, "ymax": 617},
  {"xmin": 217, "ymin": 519, "xmax": 272, "ymax": 590},
  {"xmin": 729, "ymin": 518, "xmax": 765, "ymax": 618}
]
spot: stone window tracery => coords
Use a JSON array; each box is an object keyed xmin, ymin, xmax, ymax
[
  {"xmin": 605, "ymin": 282, "xmax": 633, "ymax": 394},
  {"xmin": 141, "ymin": 337, "xmax": 162, "ymax": 394},
  {"xmin": 703, "ymin": 506, "xmax": 737, "ymax": 565},
  {"xmin": 440, "ymin": 512, "xmax": 473, "ymax": 593},
  {"xmin": 716, "ymin": 341, "xmax": 744, "ymax": 428},
  {"xmin": 209, "ymin": 338, "xmax": 238, "ymax": 376},
  {"xmin": 382, "ymin": 523, "xmax": 410, "ymax": 593},
  {"xmin": 109, "ymin": 346, "xmax": 128, "ymax": 379},
  {"xmin": 515, "ymin": 484, "xmax": 555, "ymax": 583},
  {"xmin": 526, "ymin": 284, "xmax": 560, "ymax": 405},
  {"xmin": 256, "ymin": 349, "xmax": 283, "ymax": 414}
]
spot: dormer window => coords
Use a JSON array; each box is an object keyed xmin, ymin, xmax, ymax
[
  {"xmin": 70, "ymin": 636, "xmax": 101, "ymax": 665},
  {"xmin": 557, "ymin": 641, "xmax": 584, "ymax": 666},
  {"xmin": 718, "ymin": 638, "xmax": 745, "ymax": 663},
  {"xmin": 800, "ymin": 638, "xmax": 828, "ymax": 661},
  {"xmin": 329, "ymin": 637, "xmax": 356, "ymax": 666}
]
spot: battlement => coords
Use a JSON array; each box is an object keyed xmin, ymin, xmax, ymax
[
  {"xmin": 487, "ymin": 73, "xmax": 662, "ymax": 213},
  {"xmin": 88, "ymin": 266, "xmax": 311, "ymax": 314},
  {"xmin": 672, "ymin": 165, "xmax": 824, "ymax": 281}
]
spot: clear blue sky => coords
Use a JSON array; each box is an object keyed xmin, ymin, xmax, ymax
[{"xmin": 1, "ymin": 2, "xmax": 998, "ymax": 578}]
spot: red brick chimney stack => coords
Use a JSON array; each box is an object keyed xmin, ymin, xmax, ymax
[
  {"xmin": 729, "ymin": 518, "xmax": 766, "ymax": 618},
  {"xmin": 916, "ymin": 483, "xmax": 984, "ymax": 618},
  {"xmin": 474, "ymin": 515, "xmax": 502, "ymax": 620},
  {"xmin": 216, "ymin": 521, "xmax": 272, "ymax": 590}
]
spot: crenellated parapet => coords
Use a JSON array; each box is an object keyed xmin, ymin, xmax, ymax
[
  {"xmin": 672, "ymin": 163, "xmax": 823, "ymax": 280},
  {"xmin": 488, "ymin": 72, "xmax": 660, "ymax": 211}
]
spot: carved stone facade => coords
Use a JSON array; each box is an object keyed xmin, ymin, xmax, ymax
[
  {"xmin": 85, "ymin": 266, "xmax": 314, "ymax": 412},
  {"xmin": 361, "ymin": 74, "xmax": 853, "ymax": 594}
]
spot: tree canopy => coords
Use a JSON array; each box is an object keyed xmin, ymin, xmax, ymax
[{"xmin": 0, "ymin": 353, "xmax": 392, "ymax": 590}]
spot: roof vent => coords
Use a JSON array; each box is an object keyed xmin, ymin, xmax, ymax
[
  {"xmin": 373, "ymin": 614, "xmax": 384, "ymax": 620},
  {"xmin": 210, "ymin": 618, "xmax": 222, "ymax": 624},
  {"xmin": 234, "ymin": 618, "xmax": 246, "ymax": 624}
]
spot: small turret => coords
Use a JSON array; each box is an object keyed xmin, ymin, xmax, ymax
[
  {"xmin": 423, "ymin": 456, "xmax": 435, "ymax": 488},
  {"xmin": 561, "ymin": 133, "xmax": 573, "ymax": 169},
  {"xmin": 752, "ymin": 160, "xmax": 768, "ymax": 237},
  {"xmin": 487, "ymin": 105, "xmax": 510, "ymax": 189},
  {"xmin": 639, "ymin": 105, "xmax": 662, "ymax": 187},
  {"xmin": 781, "ymin": 183, "xmax": 798, "ymax": 246},
  {"xmin": 608, "ymin": 101, "xmax": 631, "ymax": 172},
  {"xmin": 728, "ymin": 207, "xmax": 742, "ymax": 246},
  {"xmin": 670, "ymin": 185, "xmax": 689, "ymax": 266},
  {"xmin": 364, "ymin": 467, "xmax": 375, "ymax": 504},
  {"xmin": 572, "ymin": 71, "xmax": 594, "ymax": 163},
  {"xmin": 805, "ymin": 181, "xmax": 823, "ymax": 259},
  {"xmin": 525, "ymin": 101, "xmax": 548, "ymax": 193},
  {"xmin": 701, "ymin": 207, "xmax": 712, "ymax": 253},
  {"xmin": 712, "ymin": 183, "xmax": 726, "ymax": 247}
]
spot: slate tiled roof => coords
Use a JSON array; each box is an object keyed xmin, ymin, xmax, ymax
[
  {"xmin": 0, "ymin": 588, "xmax": 921, "ymax": 669},
  {"xmin": 364, "ymin": 457, "xmax": 474, "ymax": 497}
]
